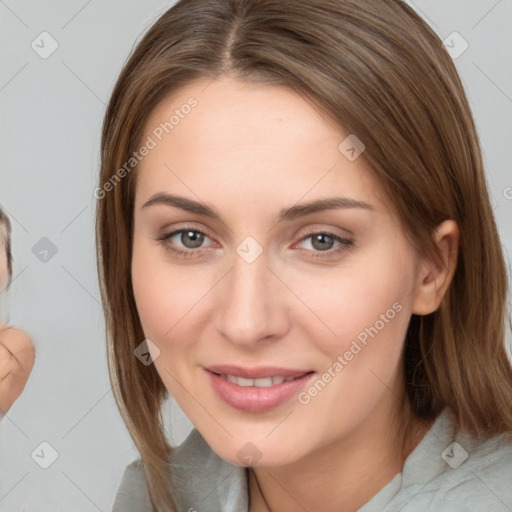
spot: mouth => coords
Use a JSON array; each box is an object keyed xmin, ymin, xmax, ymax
[
  {"xmin": 210, "ymin": 372, "xmax": 309, "ymax": 388},
  {"xmin": 205, "ymin": 366, "xmax": 316, "ymax": 413},
  {"xmin": 205, "ymin": 364, "xmax": 313, "ymax": 380}
]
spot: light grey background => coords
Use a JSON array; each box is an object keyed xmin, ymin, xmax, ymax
[{"xmin": 0, "ymin": 1, "xmax": 511, "ymax": 510}]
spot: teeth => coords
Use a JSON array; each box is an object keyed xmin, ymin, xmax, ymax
[
  {"xmin": 220, "ymin": 374, "xmax": 300, "ymax": 387},
  {"xmin": 226, "ymin": 374, "xmax": 238, "ymax": 385}
]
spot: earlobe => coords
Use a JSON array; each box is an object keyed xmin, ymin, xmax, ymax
[{"xmin": 412, "ymin": 220, "xmax": 459, "ymax": 316}]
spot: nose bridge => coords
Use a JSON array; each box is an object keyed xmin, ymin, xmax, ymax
[{"xmin": 215, "ymin": 244, "xmax": 286, "ymax": 346}]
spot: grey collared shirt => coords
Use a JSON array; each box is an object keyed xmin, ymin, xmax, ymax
[{"xmin": 112, "ymin": 407, "xmax": 512, "ymax": 511}]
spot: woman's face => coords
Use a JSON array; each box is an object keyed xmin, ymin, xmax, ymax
[{"xmin": 131, "ymin": 76, "xmax": 427, "ymax": 467}]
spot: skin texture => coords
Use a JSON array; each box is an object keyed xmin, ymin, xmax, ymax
[
  {"xmin": 0, "ymin": 230, "xmax": 35, "ymax": 415},
  {"xmin": 0, "ymin": 327, "xmax": 35, "ymax": 415},
  {"xmin": 131, "ymin": 76, "xmax": 459, "ymax": 512}
]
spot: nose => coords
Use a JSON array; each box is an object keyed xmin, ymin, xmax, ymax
[{"xmin": 214, "ymin": 246, "xmax": 290, "ymax": 348}]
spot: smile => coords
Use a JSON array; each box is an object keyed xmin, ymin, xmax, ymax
[
  {"xmin": 205, "ymin": 368, "xmax": 315, "ymax": 413},
  {"xmin": 216, "ymin": 373, "xmax": 304, "ymax": 387}
]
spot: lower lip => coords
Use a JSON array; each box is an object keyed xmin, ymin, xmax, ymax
[{"xmin": 206, "ymin": 369, "xmax": 315, "ymax": 413}]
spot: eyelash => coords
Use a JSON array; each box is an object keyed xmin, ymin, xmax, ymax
[{"xmin": 155, "ymin": 225, "xmax": 354, "ymax": 259}]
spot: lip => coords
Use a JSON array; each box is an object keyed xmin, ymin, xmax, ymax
[
  {"xmin": 206, "ymin": 364, "xmax": 311, "ymax": 379},
  {"xmin": 205, "ymin": 367, "xmax": 315, "ymax": 413}
]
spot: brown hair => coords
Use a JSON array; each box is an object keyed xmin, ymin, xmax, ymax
[
  {"xmin": 0, "ymin": 207, "xmax": 12, "ymax": 286},
  {"xmin": 95, "ymin": 0, "xmax": 512, "ymax": 509}
]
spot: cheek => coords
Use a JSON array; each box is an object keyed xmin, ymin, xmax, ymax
[
  {"xmin": 131, "ymin": 240, "xmax": 213, "ymax": 350},
  {"xmin": 131, "ymin": 241, "xmax": 178, "ymax": 340},
  {"xmin": 285, "ymin": 244, "xmax": 415, "ymax": 359},
  {"xmin": 288, "ymin": 253, "xmax": 414, "ymax": 425}
]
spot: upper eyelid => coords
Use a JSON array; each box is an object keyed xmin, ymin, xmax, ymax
[
  {"xmin": 163, "ymin": 225, "xmax": 216, "ymax": 241},
  {"xmin": 159, "ymin": 220, "xmax": 352, "ymax": 239}
]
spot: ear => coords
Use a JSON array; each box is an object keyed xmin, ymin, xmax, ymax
[{"xmin": 412, "ymin": 220, "xmax": 459, "ymax": 316}]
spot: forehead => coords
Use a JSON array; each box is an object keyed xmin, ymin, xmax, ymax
[{"xmin": 135, "ymin": 77, "xmax": 391, "ymax": 216}]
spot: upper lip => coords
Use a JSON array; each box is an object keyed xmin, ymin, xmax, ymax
[{"xmin": 206, "ymin": 365, "xmax": 313, "ymax": 379}]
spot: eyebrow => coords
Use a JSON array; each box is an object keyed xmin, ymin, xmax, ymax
[{"xmin": 141, "ymin": 193, "xmax": 374, "ymax": 222}]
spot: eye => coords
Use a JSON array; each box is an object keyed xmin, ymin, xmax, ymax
[
  {"xmin": 155, "ymin": 226, "xmax": 214, "ymax": 258},
  {"xmin": 295, "ymin": 231, "xmax": 354, "ymax": 258},
  {"xmin": 155, "ymin": 227, "xmax": 354, "ymax": 260}
]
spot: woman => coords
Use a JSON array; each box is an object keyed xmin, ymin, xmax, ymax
[
  {"xmin": 95, "ymin": 0, "xmax": 512, "ymax": 510},
  {"xmin": 0, "ymin": 208, "xmax": 35, "ymax": 418}
]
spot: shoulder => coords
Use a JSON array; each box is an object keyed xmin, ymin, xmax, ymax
[
  {"xmin": 112, "ymin": 458, "xmax": 152, "ymax": 512},
  {"xmin": 427, "ymin": 431, "xmax": 512, "ymax": 511},
  {"xmin": 394, "ymin": 407, "xmax": 512, "ymax": 512},
  {"xmin": 112, "ymin": 428, "xmax": 248, "ymax": 511},
  {"xmin": 361, "ymin": 408, "xmax": 512, "ymax": 512},
  {"xmin": 112, "ymin": 430, "xmax": 204, "ymax": 511}
]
